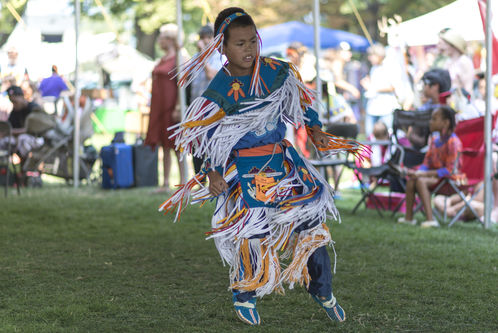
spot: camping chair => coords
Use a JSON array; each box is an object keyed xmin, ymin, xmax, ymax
[
  {"xmin": 22, "ymin": 95, "xmax": 97, "ymax": 184},
  {"xmin": 350, "ymin": 140, "xmax": 406, "ymax": 217},
  {"xmin": 309, "ymin": 122, "xmax": 359, "ymax": 190},
  {"xmin": 0, "ymin": 121, "xmax": 21, "ymax": 196},
  {"xmin": 416, "ymin": 115, "xmax": 496, "ymax": 227},
  {"xmin": 392, "ymin": 109, "xmax": 432, "ymax": 168}
]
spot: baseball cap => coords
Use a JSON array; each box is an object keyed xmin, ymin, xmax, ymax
[{"xmin": 422, "ymin": 69, "xmax": 451, "ymax": 93}]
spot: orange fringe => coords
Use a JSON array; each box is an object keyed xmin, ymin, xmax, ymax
[
  {"xmin": 182, "ymin": 108, "xmax": 226, "ymax": 128},
  {"xmin": 158, "ymin": 173, "xmax": 206, "ymax": 220},
  {"xmin": 306, "ymin": 126, "xmax": 371, "ymax": 162},
  {"xmin": 281, "ymin": 224, "xmax": 330, "ymax": 289},
  {"xmin": 231, "ymin": 239, "xmax": 282, "ymax": 293}
]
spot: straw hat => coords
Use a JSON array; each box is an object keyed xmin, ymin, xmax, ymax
[{"xmin": 439, "ymin": 29, "xmax": 466, "ymax": 54}]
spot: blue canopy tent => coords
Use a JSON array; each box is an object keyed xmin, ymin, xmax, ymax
[{"xmin": 258, "ymin": 21, "xmax": 370, "ymax": 54}]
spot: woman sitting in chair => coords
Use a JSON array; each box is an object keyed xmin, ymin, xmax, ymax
[{"xmin": 398, "ymin": 105, "xmax": 462, "ymax": 228}]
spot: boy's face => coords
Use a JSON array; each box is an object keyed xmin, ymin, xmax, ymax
[{"xmin": 223, "ymin": 25, "xmax": 258, "ymax": 77}]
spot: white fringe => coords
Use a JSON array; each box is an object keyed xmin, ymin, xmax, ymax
[
  {"xmin": 174, "ymin": 34, "xmax": 224, "ymax": 88},
  {"xmin": 170, "ymin": 66, "xmax": 323, "ymax": 169}
]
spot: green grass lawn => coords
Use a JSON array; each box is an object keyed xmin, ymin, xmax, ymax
[{"xmin": 0, "ymin": 184, "xmax": 497, "ymax": 332}]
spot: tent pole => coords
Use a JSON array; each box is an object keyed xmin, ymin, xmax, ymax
[
  {"xmin": 176, "ymin": 0, "xmax": 188, "ymax": 183},
  {"xmin": 73, "ymin": 0, "xmax": 80, "ymax": 188},
  {"xmin": 484, "ymin": 0, "xmax": 493, "ymax": 229},
  {"xmin": 313, "ymin": 0, "xmax": 322, "ymax": 109}
]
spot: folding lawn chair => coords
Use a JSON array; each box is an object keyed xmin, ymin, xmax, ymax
[
  {"xmin": 350, "ymin": 139, "xmax": 406, "ymax": 217},
  {"xmin": 416, "ymin": 115, "xmax": 496, "ymax": 227},
  {"xmin": 392, "ymin": 109, "xmax": 432, "ymax": 168},
  {"xmin": 0, "ymin": 121, "xmax": 21, "ymax": 196}
]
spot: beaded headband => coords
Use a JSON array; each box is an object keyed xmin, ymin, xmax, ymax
[{"xmin": 216, "ymin": 12, "xmax": 247, "ymax": 35}]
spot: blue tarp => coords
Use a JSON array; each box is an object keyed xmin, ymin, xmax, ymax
[{"xmin": 258, "ymin": 21, "xmax": 370, "ymax": 53}]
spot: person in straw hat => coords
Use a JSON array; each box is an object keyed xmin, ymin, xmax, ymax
[{"xmin": 438, "ymin": 28, "xmax": 475, "ymax": 94}]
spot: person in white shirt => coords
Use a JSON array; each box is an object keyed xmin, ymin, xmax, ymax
[{"xmin": 361, "ymin": 43, "xmax": 401, "ymax": 136}]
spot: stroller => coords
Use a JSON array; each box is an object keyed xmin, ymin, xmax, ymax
[{"xmin": 22, "ymin": 95, "xmax": 98, "ymax": 184}]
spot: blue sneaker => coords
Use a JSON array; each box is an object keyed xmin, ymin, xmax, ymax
[
  {"xmin": 311, "ymin": 294, "xmax": 346, "ymax": 322},
  {"xmin": 232, "ymin": 295, "xmax": 260, "ymax": 325}
]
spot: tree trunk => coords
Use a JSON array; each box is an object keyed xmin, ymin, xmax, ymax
[
  {"xmin": 366, "ymin": 2, "xmax": 381, "ymax": 43},
  {"xmin": 134, "ymin": 17, "xmax": 158, "ymax": 59}
]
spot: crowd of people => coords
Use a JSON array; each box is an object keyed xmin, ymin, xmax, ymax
[
  {"xmin": 1, "ymin": 10, "xmax": 497, "ymax": 222},
  {"xmin": 0, "ymin": 45, "xmax": 73, "ymax": 183},
  {"xmin": 272, "ymin": 27, "xmax": 498, "ymax": 225}
]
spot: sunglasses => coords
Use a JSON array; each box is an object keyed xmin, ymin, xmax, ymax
[{"xmin": 422, "ymin": 78, "xmax": 434, "ymax": 86}]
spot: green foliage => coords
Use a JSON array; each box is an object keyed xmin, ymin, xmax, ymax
[
  {"xmin": 0, "ymin": 185, "xmax": 497, "ymax": 331},
  {"xmin": 84, "ymin": 0, "xmax": 202, "ymax": 34},
  {"xmin": 80, "ymin": 0, "xmax": 459, "ymax": 50},
  {"xmin": 0, "ymin": 0, "xmax": 27, "ymax": 47}
]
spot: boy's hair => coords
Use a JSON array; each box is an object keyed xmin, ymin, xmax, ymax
[
  {"xmin": 436, "ymin": 105, "xmax": 457, "ymax": 131},
  {"xmin": 214, "ymin": 7, "xmax": 256, "ymax": 44}
]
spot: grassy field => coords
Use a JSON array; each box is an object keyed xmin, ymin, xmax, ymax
[{"xmin": 0, "ymin": 184, "xmax": 497, "ymax": 332}]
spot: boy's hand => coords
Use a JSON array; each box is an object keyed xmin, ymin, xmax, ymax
[
  {"xmin": 207, "ymin": 170, "xmax": 228, "ymax": 196},
  {"xmin": 311, "ymin": 125, "xmax": 328, "ymax": 148}
]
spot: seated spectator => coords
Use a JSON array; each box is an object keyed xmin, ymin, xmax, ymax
[
  {"xmin": 434, "ymin": 149, "xmax": 498, "ymax": 223},
  {"xmin": 403, "ymin": 68, "xmax": 452, "ymax": 151},
  {"xmin": 397, "ymin": 105, "xmax": 462, "ymax": 228},
  {"xmin": 0, "ymin": 85, "xmax": 44, "ymax": 160},
  {"xmin": 368, "ymin": 121, "xmax": 391, "ymax": 167},
  {"xmin": 360, "ymin": 121, "xmax": 392, "ymax": 187},
  {"xmin": 21, "ymin": 79, "xmax": 43, "ymax": 105}
]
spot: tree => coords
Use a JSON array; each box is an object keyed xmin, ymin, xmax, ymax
[
  {"xmin": 0, "ymin": 0, "xmax": 28, "ymax": 48},
  {"xmin": 83, "ymin": 0, "xmax": 205, "ymax": 58},
  {"xmin": 83, "ymin": 0, "xmax": 457, "ymax": 56}
]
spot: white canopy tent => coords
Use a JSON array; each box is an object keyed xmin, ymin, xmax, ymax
[{"xmin": 389, "ymin": 0, "xmax": 498, "ymax": 46}]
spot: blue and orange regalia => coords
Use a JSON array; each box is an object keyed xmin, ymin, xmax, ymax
[
  {"xmin": 159, "ymin": 54, "xmax": 367, "ymax": 299},
  {"xmin": 158, "ymin": 13, "xmax": 367, "ymax": 324}
]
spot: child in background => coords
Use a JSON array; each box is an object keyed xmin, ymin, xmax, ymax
[
  {"xmin": 369, "ymin": 121, "xmax": 391, "ymax": 167},
  {"xmin": 398, "ymin": 105, "xmax": 462, "ymax": 228},
  {"xmin": 158, "ymin": 7, "xmax": 367, "ymax": 326}
]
